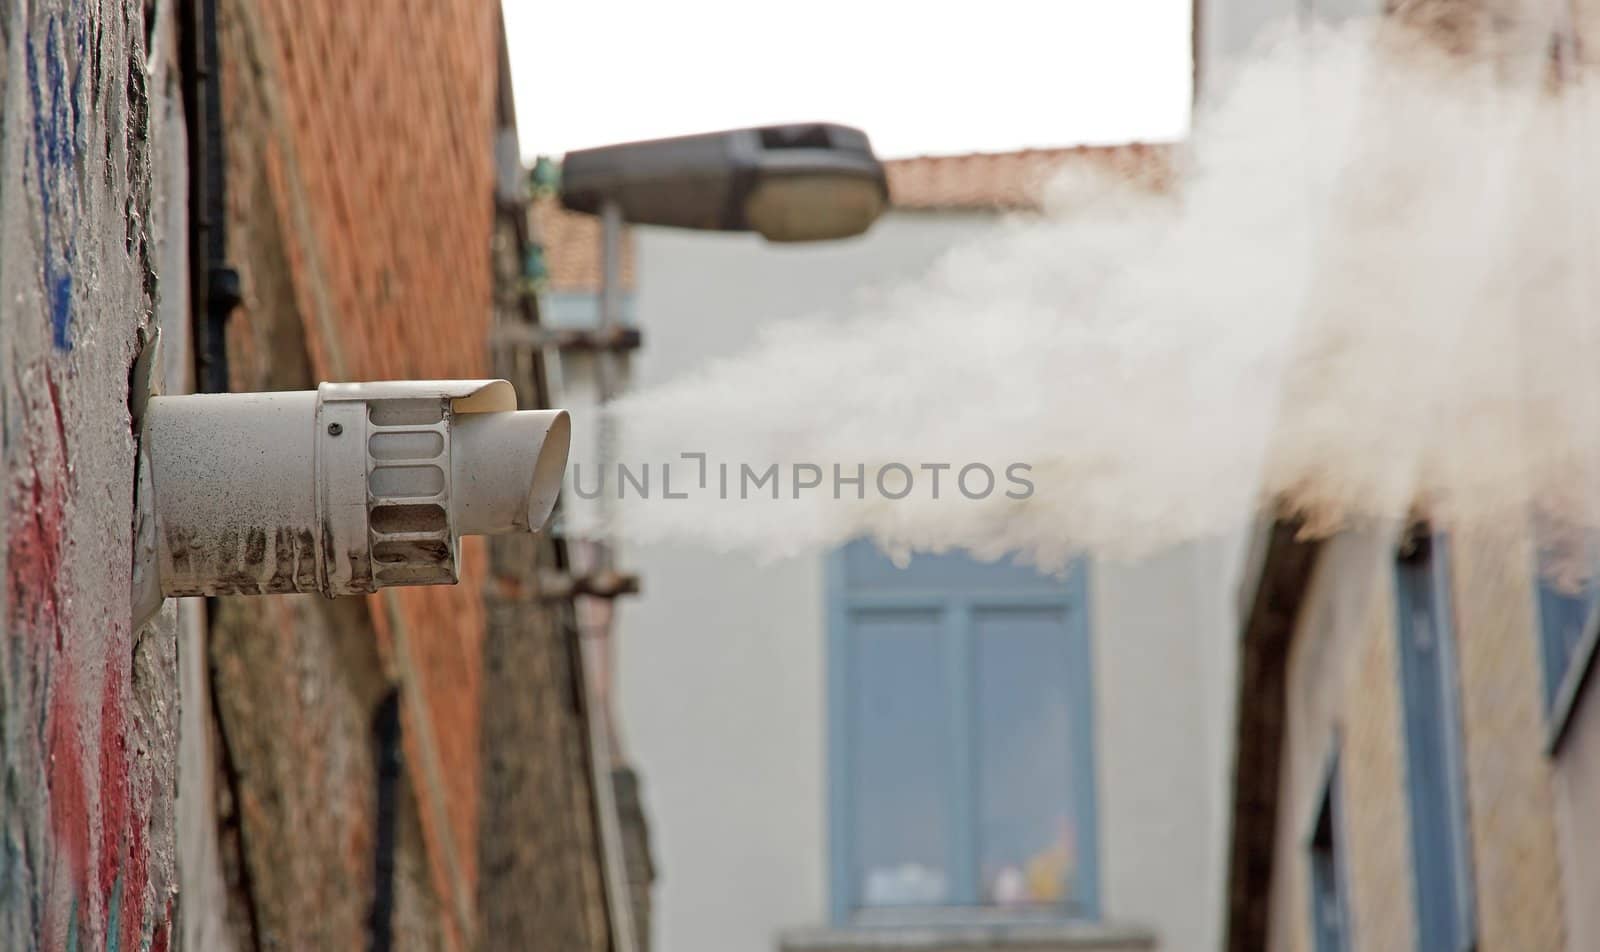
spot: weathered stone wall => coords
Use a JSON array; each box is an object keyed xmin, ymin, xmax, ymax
[
  {"xmin": 207, "ymin": 593, "xmax": 444, "ymax": 951},
  {"xmin": 471, "ymin": 133, "xmax": 613, "ymax": 951},
  {"xmin": 476, "ymin": 578, "xmax": 611, "ymax": 951},
  {"xmin": 216, "ymin": 7, "xmax": 498, "ymax": 921},
  {"xmin": 210, "ymin": 0, "xmax": 493, "ymax": 938},
  {"xmin": 0, "ymin": 2, "xmax": 179, "ymax": 949}
]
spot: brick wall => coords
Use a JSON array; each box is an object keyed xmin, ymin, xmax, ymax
[
  {"xmin": 216, "ymin": 0, "xmax": 498, "ymax": 943},
  {"xmin": 234, "ymin": 0, "xmax": 496, "ymax": 382},
  {"xmin": 0, "ymin": 2, "xmax": 180, "ymax": 950},
  {"xmin": 212, "ymin": 2, "xmax": 612, "ymax": 949}
]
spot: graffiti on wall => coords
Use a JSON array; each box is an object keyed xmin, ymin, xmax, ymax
[
  {"xmin": 25, "ymin": 11, "xmax": 81, "ymax": 351},
  {"xmin": 1, "ymin": 3, "xmax": 177, "ymax": 950}
]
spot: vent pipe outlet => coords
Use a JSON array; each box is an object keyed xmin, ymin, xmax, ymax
[{"xmin": 139, "ymin": 379, "xmax": 569, "ymax": 600}]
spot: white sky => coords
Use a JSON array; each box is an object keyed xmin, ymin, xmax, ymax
[{"xmin": 502, "ymin": 0, "xmax": 1193, "ymax": 160}]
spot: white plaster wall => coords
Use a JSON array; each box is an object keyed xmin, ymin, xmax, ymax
[
  {"xmin": 614, "ymin": 213, "xmax": 1000, "ymax": 952},
  {"xmin": 610, "ymin": 213, "xmax": 1241, "ymax": 952},
  {"xmin": 1090, "ymin": 537, "xmax": 1243, "ymax": 952}
]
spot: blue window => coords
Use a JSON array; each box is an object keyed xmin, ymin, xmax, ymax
[
  {"xmin": 1393, "ymin": 533, "xmax": 1477, "ymax": 952},
  {"xmin": 1308, "ymin": 749, "xmax": 1349, "ymax": 952},
  {"xmin": 826, "ymin": 541, "xmax": 1098, "ymax": 924},
  {"xmin": 1531, "ymin": 519, "xmax": 1600, "ymax": 738}
]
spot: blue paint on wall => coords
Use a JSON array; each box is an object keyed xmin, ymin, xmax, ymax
[
  {"xmin": 26, "ymin": 14, "xmax": 81, "ymax": 352},
  {"xmin": 104, "ymin": 871, "xmax": 123, "ymax": 952}
]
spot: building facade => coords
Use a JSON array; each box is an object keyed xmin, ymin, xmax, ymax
[
  {"xmin": 542, "ymin": 147, "xmax": 1248, "ymax": 952},
  {"xmin": 2, "ymin": 2, "xmax": 615, "ymax": 950},
  {"xmin": 1215, "ymin": 3, "xmax": 1600, "ymax": 952},
  {"xmin": 1226, "ymin": 512, "xmax": 1596, "ymax": 951}
]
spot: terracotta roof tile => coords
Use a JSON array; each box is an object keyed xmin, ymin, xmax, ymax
[{"xmin": 884, "ymin": 142, "xmax": 1176, "ymax": 211}]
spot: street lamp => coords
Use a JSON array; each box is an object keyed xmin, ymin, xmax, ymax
[
  {"xmin": 552, "ymin": 125, "xmax": 887, "ymax": 952},
  {"xmin": 559, "ymin": 122, "xmax": 889, "ymax": 242},
  {"xmin": 555, "ymin": 121, "xmax": 892, "ymax": 576}
]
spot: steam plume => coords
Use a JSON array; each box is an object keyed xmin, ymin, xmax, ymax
[{"xmin": 600, "ymin": 20, "xmax": 1600, "ymax": 569}]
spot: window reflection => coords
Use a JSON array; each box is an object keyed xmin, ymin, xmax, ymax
[
  {"xmin": 847, "ymin": 603, "xmax": 1085, "ymax": 911},
  {"xmin": 1532, "ymin": 514, "xmax": 1600, "ymax": 708},
  {"xmin": 851, "ymin": 609, "xmax": 951, "ymax": 907},
  {"xmin": 976, "ymin": 607, "xmax": 1079, "ymax": 909}
]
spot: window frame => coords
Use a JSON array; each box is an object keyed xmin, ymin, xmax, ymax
[
  {"xmin": 1531, "ymin": 536, "xmax": 1600, "ymax": 752},
  {"xmin": 1546, "ymin": 619, "xmax": 1600, "ymax": 753},
  {"xmin": 1393, "ymin": 532, "xmax": 1478, "ymax": 952},
  {"xmin": 1305, "ymin": 743, "xmax": 1351, "ymax": 952},
  {"xmin": 825, "ymin": 546, "xmax": 1100, "ymax": 927}
]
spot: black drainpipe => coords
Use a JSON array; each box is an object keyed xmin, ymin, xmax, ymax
[
  {"xmin": 179, "ymin": 0, "xmax": 238, "ymax": 395},
  {"xmin": 368, "ymin": 690, "xmax": 403, "ymax": 952},
  {"xmin": 179, "ymin": 3, "xmax": 262, "ymax": 950}
]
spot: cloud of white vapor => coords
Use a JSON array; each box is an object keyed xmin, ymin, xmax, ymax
[{"xmin": 591, "ymin": 19, "xmax": 1600, "ymax": 569}]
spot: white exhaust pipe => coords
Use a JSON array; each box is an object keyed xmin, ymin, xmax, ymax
[{"xmin": 137, "ymin": 379, "xmax": 570, "ymax": 602}]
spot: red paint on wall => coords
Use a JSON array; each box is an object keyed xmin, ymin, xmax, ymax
[
  {"xmin": 149, "ymin": 898, "xmax": 173, "ymax": 952},
  {"xmin": 6, "ymin": 363, "xmax": 160, "ymax": 949},
  {"xmin": 41, "ymin": 669, "xmax": 147, "ymax": 946},
  {"xmin": 45, "ymin": 678, "xmax": 91, "ymax": 909},
  {"xmin": 100, "ymin": 671, "xmax": 149, "ymax": 952},
  {"xmin": 6, "ymin": 467, "xmax": 66, "ymax": 647},
  {"xmin": 41, "ymin": 671, "xmax": 150, "ymax": 949}
]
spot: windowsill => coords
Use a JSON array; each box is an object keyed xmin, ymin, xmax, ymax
[
  {"xmin": 777, "ymin": 921, "xmax": 1156, "ymax": 952},
  {"xmin": 1547, "ymin": 614, "xmax": 1600, "ymax": 754}
]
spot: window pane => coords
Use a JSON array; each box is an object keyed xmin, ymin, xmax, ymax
[
  {"xmin": 1309, "ymin": 760, "xmax": 1348, "ymax": 952},
  {"xmin": 1533, "ymin": 518, "xmax": 1600, "ymax": 708},
  {"xmin": 851, "ymin": 608, "xmax": 951, "ymax": 908},
  {"xmin": 1538, "ymin": 584, "xmax": 1590, "ymax": 667},
  {"xmin": 974, "ymin": 606, "xmax": 1080, "ymax": 909},
  {"xmin": 1395, "ymin": 544, "xmax": 1476, "ymax": 952}
]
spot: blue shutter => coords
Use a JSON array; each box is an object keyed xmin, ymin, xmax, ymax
[
  {"xmin": 1393, "ymin": 535, "xmax": 1477, "ymax": 952},
  {"xmin": 826, "ymin": 541, "xmax": 1098, "ymax": 923}
]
